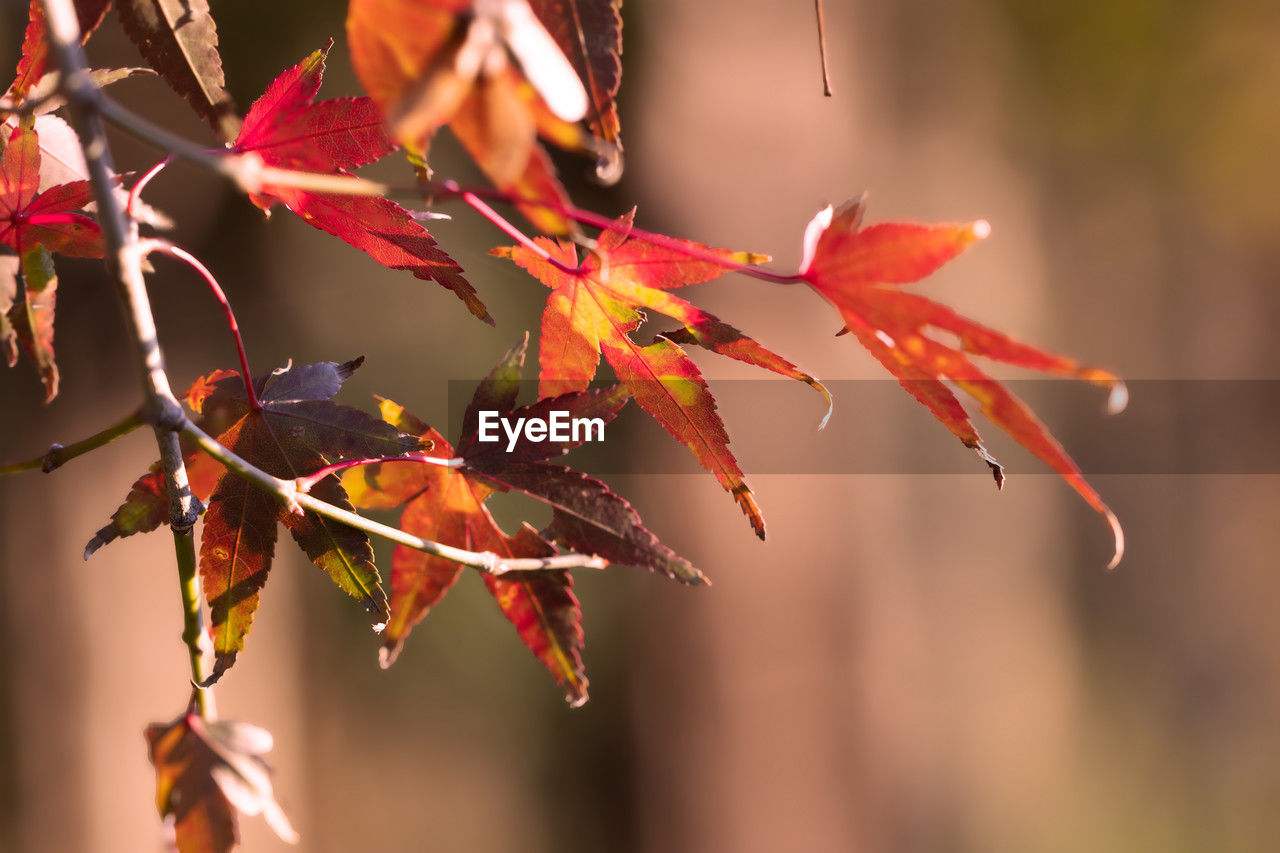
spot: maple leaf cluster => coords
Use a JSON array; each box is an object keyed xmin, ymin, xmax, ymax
[
  {"xmin": 343, "ymin": 334, "xmax": 707, "ymax": 705},
  {"xmin": 0, "ymin": 121, "xmax": 105, "ymax": 400},
  {"xmin": 2, "ymin": 1, "xmax": 1130, "ymax": 851}
]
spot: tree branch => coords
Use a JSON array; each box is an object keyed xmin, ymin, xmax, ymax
[
  {"xmin": 39, "ymin": 0, "xmax": 207, "ymax": 706},
  {"xmin": 814, "ymin": 0, "xmax": 834, "ymax": 97},
  {"xmin": 173, "ymin": 528, "xmax": 215, "ymax": 717},
  {"xmin": 95, "ymin": 93, "xmax": 807, "ymax": 287},
  {"xmin": 0, "ymin": 408, "xmax": 143, "ymax": 475},
  {"xmin": 97, "ymin": 95, "xmax": 393, "ymax": 198},
  {"xmin": 179, "ymin": 419, "xmax": 609, "ymax": 575}
]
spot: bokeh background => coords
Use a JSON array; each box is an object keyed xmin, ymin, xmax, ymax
[{"xmin": 3, "ymin": 1, "xmax": 1280, "ymax": 851}]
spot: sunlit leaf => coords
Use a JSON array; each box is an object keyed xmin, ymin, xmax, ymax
[
  {"xmin": 800, "ymin": 198, "xmax": 1125, "ymax": 566},
  {"xmin": 493, "ymin": 209, "xmax": 827, "ymax": 539},
  {"xmin": 116, "ymin": 0, "xmax": 240, "ymax": 141},
  {"xmin": 233, "ymin": 47, "xmax": 489, "ymax": 323},
  {"xmin": 146, "ymin": 711, "xmax": 297, "ymax": 853},
  {"xmin": 346, "ymin": 361, "xmax": 589, "ymax": 704},
  {"xmin": 91, "ymin": 361, "xmax": 420, "ymax": 683},
  {"xmin": 347, "ymin": 0, "xmax": 608, "ymax": 233}
]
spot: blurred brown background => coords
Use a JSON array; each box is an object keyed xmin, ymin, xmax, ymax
[{"xmin": 2, "ymin": 1, "xmax": 1279, "ymax": 851}]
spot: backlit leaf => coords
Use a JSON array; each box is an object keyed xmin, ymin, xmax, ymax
[
  {"xmin": 800, "ymin": 198, "xmax": 1125, "ymax": 566},
  {"xmin": 146, "ymin": 711, "xmax": 297, "ymax": 853},
  {"xmin": 347, "ymin": 0, "xmax": 606, "ymax": 233},
  {"xmin": 529, "ymin": 0, "xmax": 623, "ymax": 149},
  {"xmin": 116, "ymin": 0, "xmax": 240, "ymax": 141},
  {"xmin": 7, "ymin": 246, "xmax": 59, "ymax": 401},
  {"xmin": 346, "ymin": 339, "xmax": 705, "ymax": 699},
  {"xmin": 6, "ymin": 0, "xmax": 111, "ymax": 102},
  {"xmin": 233, "ymin": 48, "xmax": 488, "ymax": 323},
  {"xmin": 0, "ymin": 124, "xmax": 107, "ymax": 400},
  {"xmin": 493, "ymin": 209, "xmax": 827, "ymax": 539},
  {"xmin": 91, "ymin": 361, "xmax": 419, "ymax": 683},
  {"xmin": 0, "ymin": 125, "xmax": 105, "ymax": 259},
  {"xmin": 346, "ymin": 388, "xmax": 588, "ymax": 704}
]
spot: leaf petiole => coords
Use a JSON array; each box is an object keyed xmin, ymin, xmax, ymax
[
  {"xmin": 24, "ymin": 211, "xmax": 100, "ymax": 230},
  {"xmin": 141, "ymin": 240, "xmax": 261, "ymax": 411},
  {"xmin": 435, "ymin": 181, "xmax": 807, "ymax": 285},
  {"xmin": 444, "ymin": 180, "xmax": 582, "ymax": 276},
  {"xmin": 126, "ymin": 156, "xmax": 172, "ymax": 220},
  {"xmin": 294, "ymin": 453, "xmax": 463, "ymax": 494}
]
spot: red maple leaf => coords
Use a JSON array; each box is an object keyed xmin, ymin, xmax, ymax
[
  {"xmin": 2, "ymin": 124, "xmax": 108, "ymax": 401},
  {"xmin": 347, "ymin": 0, "xmax": 612, "ymax": 233},
  {"xmin": 493, "ymin": 210, "xmax": 830, "ymax": 539},
  {"xmin": 344, "ymin": 337, "xmax": 707, "ymax": 703},
  {"xmin": 456, "ymin": 336, "xmax": 707, "ymax": 587},
  {"xmin": 346, "ymin": 393, "xmax": 590, "ymax": 705},
  {"xmin": 232, "ymin": 45, "xmax": 491, "ymax": 323},
  {"xmin": 800, "ymin": 198, "xmax": 1125, "ymax": 566},
  {"xmin": 6, "ymin": 0, "xmax": 111, "ymax": 104},
  {"xmin": 0, "ymin": 125, "xmax": 103, "ymax": 258},
  {"xmin": 89, "ymin": 360, "xmax": 423, "ymax": 683}
]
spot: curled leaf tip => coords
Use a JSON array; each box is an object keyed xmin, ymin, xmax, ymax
[
  {"xmin": 1077, "ymin": 368, "xmax": 1127, "ymax": 415},
  {"xmin": 594, "ymin": 143, "xmax": 624, "ymax": 185},
  {"xmin": 378, "ymin": 645, "xmax": 398, "ymax": 670},
  {"xmin": 1106, "ymin": 378, "xmax": 1129, "ymax": 415},
  {"xmin": 799, "ymin": 204, "xmax": 835, "ymax": 274},
  {"xmin": 812, "ymin": 379, "xmax": 834, "ymax": 430},
  {"xmin": 408, "ymin": 209, "xmax": 452, "ymax": 222},
  {"xmin": 1105, "ymin": 511, "xmax": 1125, "ymax": 570}
]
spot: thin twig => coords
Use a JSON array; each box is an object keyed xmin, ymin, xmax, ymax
[
  {"xmin": 96, "ymin": 88, "xmax": 805, "ymax": 286},
  {"xmin": 814, "ymin": 0, "xmax": 834, "ymax": 97},
  {"xmin": 173, "ymin": 528, "xmax": 215, "ymax": 718},
  {"xmin": 98, "ymin": 95, "xmax": 392, "ymax": 198},
  {"xmin": 40, "ymin": 0, "xmax": 206, "ymax": 705},
  {"xmin": 0, "ymin": 408, "xmax": 144, "ymax": 475},
  {"xmin": 180, "ymin": 419, "xmax": 608, "ymax": 575}
]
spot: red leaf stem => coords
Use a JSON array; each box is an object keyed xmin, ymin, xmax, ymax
[{"xmin": 144, "ymin": 241, "xmax": 260, "ymax": 411}]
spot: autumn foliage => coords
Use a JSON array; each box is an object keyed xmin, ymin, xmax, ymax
[{"xmin": 1, "ymin": 1, "xmax": 1124, "ymax": 850}]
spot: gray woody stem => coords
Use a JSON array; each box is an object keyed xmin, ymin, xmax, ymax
[
  {"xmin": 38, "ymin": 0, "xmax": 605, "ymax": 601},
  {"xmin": 39, "ymin": 0, "xmax": 211, "ymax": 706}
]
